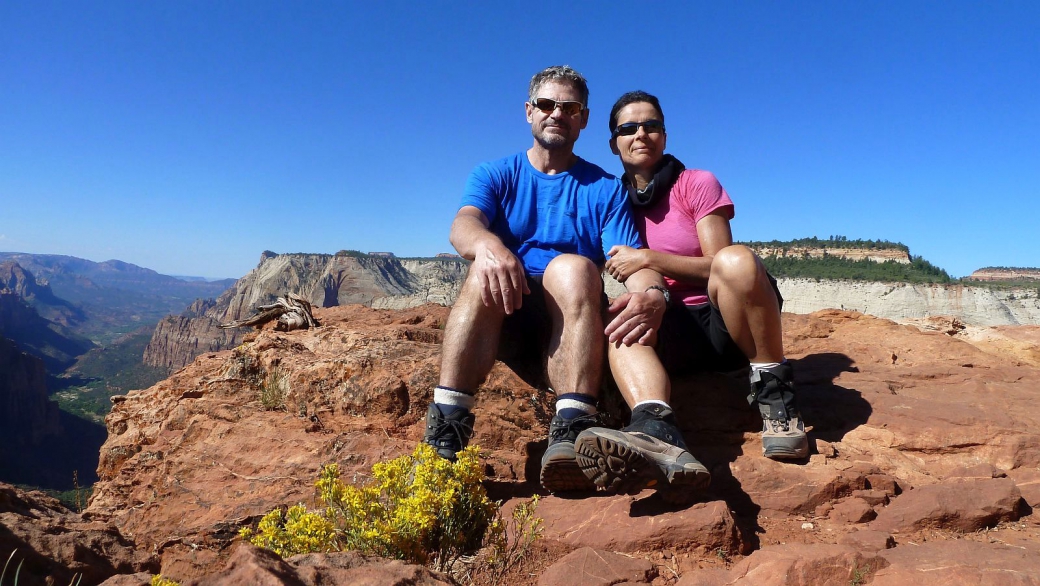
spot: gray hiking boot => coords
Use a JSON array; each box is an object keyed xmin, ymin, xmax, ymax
[
  {"xmin": 574, "ymin": 404, "xmax": 710, "ymax": 503},
  {"xmin": 540, "ymin": 413, "xmax": 599, "ymax": 493},
  {"xmin": 422, "ymin": 403, "xmax": 475, "ymax": 461},
  {"xmin": 750, "ymin": 363, "xmax": 809, "ymax": 460}
]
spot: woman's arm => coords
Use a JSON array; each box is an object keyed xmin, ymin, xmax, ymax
[{"xmin": 605, "ymin": 211, "xmax": 734, "ymax": 285}]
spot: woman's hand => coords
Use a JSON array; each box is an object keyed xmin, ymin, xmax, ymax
[{"xmin": 605, "ymin": 245, "xmax": 650, "ymax": 283}]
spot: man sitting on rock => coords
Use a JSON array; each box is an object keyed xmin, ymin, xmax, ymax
[
  {"xmin": 574, "ymin": 91, "xmax": 807, "ymax": 499},
  {"xmin": 422, "ymin": 65, "xmax": 678, "ymax": 494}
]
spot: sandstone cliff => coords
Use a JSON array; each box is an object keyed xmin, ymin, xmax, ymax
[
  {"xmin": 142, "ymin": 299, "xmax": 242, "ymax": 371},
  {"xmin": 142, "ymin": 252, "xmax": 467, "ymax": 372},
  {"xmin": 52, "ymin": 304, "xmax": 1039, "ymax": 585},
  {"xmin": 777, "ymin": 278, "xmax": 1040, "ymax": 326}
]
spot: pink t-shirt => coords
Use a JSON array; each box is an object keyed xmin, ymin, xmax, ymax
[{"xmin": 633, "ymin": 169, "xmax": 734, "ymax": 306}]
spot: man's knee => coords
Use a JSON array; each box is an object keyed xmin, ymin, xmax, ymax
[{"xmin": 542, "ymin": 254, "xmax": 602, "ymax": 297}]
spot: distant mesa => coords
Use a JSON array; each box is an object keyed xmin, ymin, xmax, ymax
[
  {"xmin": 436, "ymin": 252, "xmax": 462, "ymax": 259},
  {"xmin": 967, "ymin": 267, "xmax": 1040, "ymax": 282}
]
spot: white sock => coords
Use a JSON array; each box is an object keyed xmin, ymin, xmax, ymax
[
  {"xmin": 633, "ymin": 399, "xmax": 671, "ymax": 411},
  {"xmin": 433, "ymin": 386, "xmax": 475, "ymax": 411}
]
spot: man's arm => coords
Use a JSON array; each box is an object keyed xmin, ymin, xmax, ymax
[
  {"xmin": 450, "ymin": 206, "xmax": 530, "ymax": 314},
  {"xmin": 605, "ymin": 212, "xmax": 733, "ymax": 285}
]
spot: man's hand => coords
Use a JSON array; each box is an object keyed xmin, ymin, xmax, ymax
[
  {"xmin": 472, "ymin": 242, "xmax": 530, "ymax": 314},
  {"xmin": 605, "ymin": 245, "xmax": 650, "ymax": 283},
  {"xmin": 604, "ymin": 288, "xmax": 667, "ymax": 347}
]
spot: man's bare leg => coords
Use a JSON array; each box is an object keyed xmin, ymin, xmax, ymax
[
  {"xmin": 439, "ymin": 270, "xmax": 506, "ymax": 392},
  {"xmin": 424, "ymin": 270, "xmax": 506, "ymax": 460},
  {"xmin": 541, "ymin": 254, "xmax": 605, "ymax": 396},
  {"xmin": 537, "ymin": 254, "xmax": 605, "ymax": 492},
  {"xmin": 707, "ymin": 244, "xmax": 807, "ymax": 459}
]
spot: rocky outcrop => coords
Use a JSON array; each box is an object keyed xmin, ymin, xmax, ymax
[
  {"xmin": 776, "ymin": 278, "xmax": 1040, "ymax": 326},
  {"xmin": 0, "ymin": 482, "xmax": 158, "ymax": 585},
  {"xmin": 969, "ymin": 267, "xmax": 1040, "ymax": 281},
  {"xmin": 81, "ymin": 304, "xmax": 1040, "ymax": 584},
  {"xmin": 142, "ymin": 252, "xmax": 467, "ymax": 372}
]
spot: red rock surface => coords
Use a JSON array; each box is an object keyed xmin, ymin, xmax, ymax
[
  {"xmin": 10, "ymin": 304, "xmax": 1040, "ymax": 584},
  {"xmin": 0, "ymin": 483, "xmax": 157, "ymax": 585}
]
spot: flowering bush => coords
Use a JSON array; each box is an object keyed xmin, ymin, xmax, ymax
[{"xmin": 240, "ymin": 443, "xmax": 507, "ymax": 569}]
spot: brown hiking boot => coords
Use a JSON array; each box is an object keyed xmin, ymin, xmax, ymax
[{"xmin": 574, "ymin": 404, "xmax": 710, "ymax": 503}]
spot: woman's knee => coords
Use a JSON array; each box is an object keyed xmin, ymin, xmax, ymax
[{"xmin": 712, "ymin": 245, "xmax": 762, "ymax": 282}]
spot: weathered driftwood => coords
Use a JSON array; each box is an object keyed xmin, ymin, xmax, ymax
[{"xmin": 219, "ymin": 293, "xmax": 319, "ymax": 331}]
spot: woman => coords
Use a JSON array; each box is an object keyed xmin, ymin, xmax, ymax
[{"xmin": 601, "ymin": 90, "xmax": 807, "ymax": 461}]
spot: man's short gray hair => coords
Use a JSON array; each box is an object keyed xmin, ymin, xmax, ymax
[{"xmin": 529, "ymin": 65, "xmax": 589, "ymax": 106}]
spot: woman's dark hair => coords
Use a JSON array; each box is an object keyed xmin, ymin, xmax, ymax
[{"xmin": 608, "ymin": 91, "xmax": 665, "ymax": 133}]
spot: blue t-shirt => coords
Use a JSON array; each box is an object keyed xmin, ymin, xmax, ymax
[{"xmin": 460, "ymin": 152, "xmax": 642, "ymax": 276}]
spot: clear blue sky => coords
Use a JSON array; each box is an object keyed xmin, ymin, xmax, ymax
[{"xmin": 2, "ymin": 1, "xmax": 1037, "ymax": 279}]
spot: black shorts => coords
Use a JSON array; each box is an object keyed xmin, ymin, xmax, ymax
[
  {"xmin": 497, "ymin": 275, "xmax": 607, "ymax": 388},
  {"xmin": 656, "ymin": 274, "xmax": 783, "ymax": 375}
]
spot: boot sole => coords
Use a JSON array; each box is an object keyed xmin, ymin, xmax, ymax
[
  {"xmin": 574, "ymin": 429, "xmax": 711, "ymax": 496},
  {"xmin": 763, "ymin": 442, "xmax": 810, "ymax": 460},
  {"xmin": 540, "ymin": 443, "xmax": 597, "ymax": 493}
]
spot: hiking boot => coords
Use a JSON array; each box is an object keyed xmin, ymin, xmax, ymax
[
  {"xmin": 574, "ymin": 404, "xmax": 710, "ymax": 502},
  {"xmin": 749, "ymin": 364, "xmax": 809, "ymax": 460},
  {"xmin": 540, "ymin": 413, "xmax": 599, "ymax": 493},
  {"xmin": 762, "ymin": 416, "xmax": 809, "ymax": 459},
  {"xmin": 422, "ymin": 403, "xmax": 475, "ymax": 461}
]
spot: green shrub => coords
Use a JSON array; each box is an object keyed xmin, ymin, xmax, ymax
[
  {"xmin": 240, "ymin": 444, "xmax": 531, "ymax": 572},
  {"xmin": 258, "ymin": 368, "xmax": 289, "ymax": 410}
]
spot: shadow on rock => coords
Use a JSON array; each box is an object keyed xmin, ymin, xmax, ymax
[{"xmin": 792, "ymin": 352, "xmax": 872, "ymax": 443}]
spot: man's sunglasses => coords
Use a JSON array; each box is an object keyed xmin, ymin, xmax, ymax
[
  {"xmin": 530, "ymin": 98, "xmax": 585, "ymax": 116},
  {"xmin": 613, "ymin": 120, "xmax": 665, "ymax": 137}
]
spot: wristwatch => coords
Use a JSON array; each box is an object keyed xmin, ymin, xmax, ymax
[{"xmin": 644, "ymin": 285, "xmax": 671, "ymax": 305}]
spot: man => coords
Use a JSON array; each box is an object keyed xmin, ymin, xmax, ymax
[
  {"xmin": 575, "ymin": 91, "xmax": 808, "ymax": 498},
  {"xmin": 422, "ymin": 67, "xmax": 676, "ymax": 494}
]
